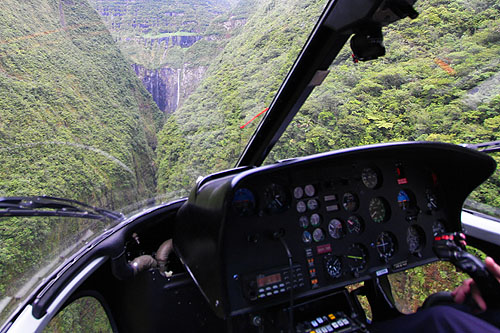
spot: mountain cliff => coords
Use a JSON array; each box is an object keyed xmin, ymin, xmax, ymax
[
  {"xmin": 90, "ymin": 0, "xmax": 252, "ymax": 113},
  {"xmin": 155, "ymin": 0, "xmax": 328, "ymax": 194},
  {"xmin": 0, "ymin": 0, "xmax": 162, "ymax": 299}
]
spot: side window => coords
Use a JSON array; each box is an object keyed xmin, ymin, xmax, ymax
[
  {"xmin": 390, "ymin": 246, "xmax": 488, "ymax": 313},
  {"xmin": 44, "ymin": 296, "xmax": 112, "ymax": 332},
  {"xmin": 388, "ymin": 260, "xmax": 471, "ymax": 314}
]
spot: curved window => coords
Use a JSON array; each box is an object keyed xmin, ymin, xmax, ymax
[{"xmin": 44, "ymin": 296, "xmax": 112, "ymax": 332}]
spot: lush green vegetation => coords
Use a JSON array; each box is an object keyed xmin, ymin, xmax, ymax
[
  {"xmin": 156, "ymin": 0, "xmax": 500, "ymax": 205},
  {"xmin": 0, "ymin": 0, "xmax": 162, "ymax": 318},
  {"xmin": 45, "ymin": 297, "xmax": 112, "ymax": 332},
  {"xmin": 156, "ymin": 0, "xmax": 328, "ymax": 196},
  {"xmin": 155, "ymin": 0, "xmax": 500, "ymax": 312},
  {"xmin": 88, "ymin": 0, "xmax": 250, "ymax": 69},
  {"xmin": 267, "ymin": 0, "xmax": 500, "ymax": 206}
]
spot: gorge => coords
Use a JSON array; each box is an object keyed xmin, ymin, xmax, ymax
[{"xmin": 90, "ymin": 0, "xmax": 250, "ymax": 113}]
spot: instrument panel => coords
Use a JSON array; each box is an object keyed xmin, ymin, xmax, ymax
[
  {"xmin": 174, "ymin": 142, "xmax": 495, "ymax": 318},
  {"xmin": 226, "ymin": 158, "xmax": 444, "ymax": 305}
]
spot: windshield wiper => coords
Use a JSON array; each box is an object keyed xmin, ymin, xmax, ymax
[
  {"xmin": 463, "ymin": 140, "xmax": 500, "ymax": 154},
  {"xmin": 0, "ymin": 196, "xmax": 124, "ymax": 221}
]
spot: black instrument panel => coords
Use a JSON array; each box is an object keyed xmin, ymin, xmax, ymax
[
  {"xmin": 174, "ymin": 142, "xmax": 495, "ymax": 318},
  {"xmin": 223, "ymin": 154, "xmax": 446, "ymax": 313}
]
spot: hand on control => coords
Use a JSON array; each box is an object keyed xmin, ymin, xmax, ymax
[{"xmin": 452, "ymin": 257, "xmax": 500, "ymax": 311}]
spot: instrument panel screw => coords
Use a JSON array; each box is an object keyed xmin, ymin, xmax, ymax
[{"xmin": 252, "ymin": 315, "xmax": 262, "ymax": 327}]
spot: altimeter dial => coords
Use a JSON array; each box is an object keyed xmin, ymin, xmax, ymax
[
  {"xmin": 324, "ymin": 254, "xmax": 342, "ymax": 278},
  {"xmin": 264, "ymin": 183, "xmax": 289, "ymax": 214}
]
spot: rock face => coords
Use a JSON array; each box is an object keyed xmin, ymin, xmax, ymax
[
  {"xmin": 123, "ymin": 35, "xmax": 204, "ymax": 48},
  {"xmin": 88, "ymin": 0, "xmax": 250, "ymax": 114},
  {"xmin": 132, "ymin": 64, "xmax": 207, "ymax": 113}
]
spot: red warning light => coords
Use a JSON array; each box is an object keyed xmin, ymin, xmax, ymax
[{"xmin": 397, "ymin": 178, "xmax": 408, "ymax": 185}]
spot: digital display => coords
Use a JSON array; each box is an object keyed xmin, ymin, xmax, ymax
[{"xmin": 257, "ymin": 273, "xmax": 282, "ymax": 287}]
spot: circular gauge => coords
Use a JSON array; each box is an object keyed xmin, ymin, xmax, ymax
[
  {"xmin": 346, "ymin": 244, "xmax": 368, "ymax": 275},
  {"xmin": 299, "ymin": 215, "xmax": 309, "ymax": 228},
  {"xmin": 324, "ymin": 254, "xmax": 342, "ymax": 279},
  {"xmin": 296, "ymin": 201, "xmax": 307, "ymax": 213},
  {"xmin": 304, "ymin": 184, "xmax": 316, "ymax": 197},
  {"xmin": 432, "ymin": 220, "xmax": 446, "ymax": 236},
  {"xmin": 310, "ymin": 213, "xmax": 322, "ymax": 227},
  {"xmin": 293, "ymin": 186, "xmax": 304, "ymax": 199},
  {"xmin": 232, "ymin": 188, "xmax": 256, "ymax": 216},
  {"xmin": 369, "ymin": 197, "xmax": 389, "ymax": 223},
  {"xmin": 264, "ymin": 184, "xmax": 289, "ymax": 214},
  {"xmin": 346, "ymin": 215, "xmax": 363, "ymax": 235},
  {"xmin": 328, "ymin": 219, "xmax": 344, "ymax": 239},
  {"xmin": 312, "ymin": 228, "xmax": 325, "ymax": 242},
  {"xmin": 407, "ymin": 225, "xmax": 426, "ymax": 254},
  {"xmin": 397, "ymin": 190, "xmax": 411, "ymax": 210},
  {"xmin": 362, "ymin": 167, "xmax": 380, "ymax": 189},
  {"xmin": 375, "ymin": 232, "xmax": 397, "ymax": 261},
  {"xmin": 342, "ymin": 192, "xmax": 359, "ymax": 211},
  {"xmin": 302, "ymin": 230, "xmax": 312, "ymax": 243},
  {"xmin": 307, "ymin": 199, "xmax": 319, "ymax": 211}
]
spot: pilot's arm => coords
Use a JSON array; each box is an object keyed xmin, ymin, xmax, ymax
[
  {"xmin": 370, "ymin": 257, "xmax": 500, "ymax": 333},
  {"xmin": 452, "ymin": 257, "xmax": 500, "ymax": 311}
]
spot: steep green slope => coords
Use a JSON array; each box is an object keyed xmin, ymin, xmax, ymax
[
  {"xmin": 267, "ymin": 0, "xmax": 500, "ymax": 206},
  {"xmin": 156, "ymin": 0, "xmax": 327, "ymax": 195},
  {"xmin": 0, "ymin": 0, "xmax": 162, "ymax": 302},
  {"xmin": 89, "ymin": 0, "xmax": 255, "ymax": 114},
  {"xmin": 156, "ymin": 0, "xmax": 499, "ymax": 204}
]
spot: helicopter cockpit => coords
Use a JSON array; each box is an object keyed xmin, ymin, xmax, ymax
[{"xmin": 1, "ymin": 0, "xmax": 500, "ymax": 332}]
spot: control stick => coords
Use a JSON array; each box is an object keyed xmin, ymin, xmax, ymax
[{"xmin": 433, "ymin": 232, "xmax": 500, "ymax": 308}]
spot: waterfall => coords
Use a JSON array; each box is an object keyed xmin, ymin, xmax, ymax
[{"xmin": 176, "ymin": 68, "xmax": 181, "ymax": 109}]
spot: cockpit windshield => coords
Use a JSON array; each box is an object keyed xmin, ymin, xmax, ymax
[
  {"xmin": 0, "ymin": 0, "xmax": 499, "ymax": 326},
  {"xmin": 267, "ymin": 0, "xmax": 500, "ymax": 216}
]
